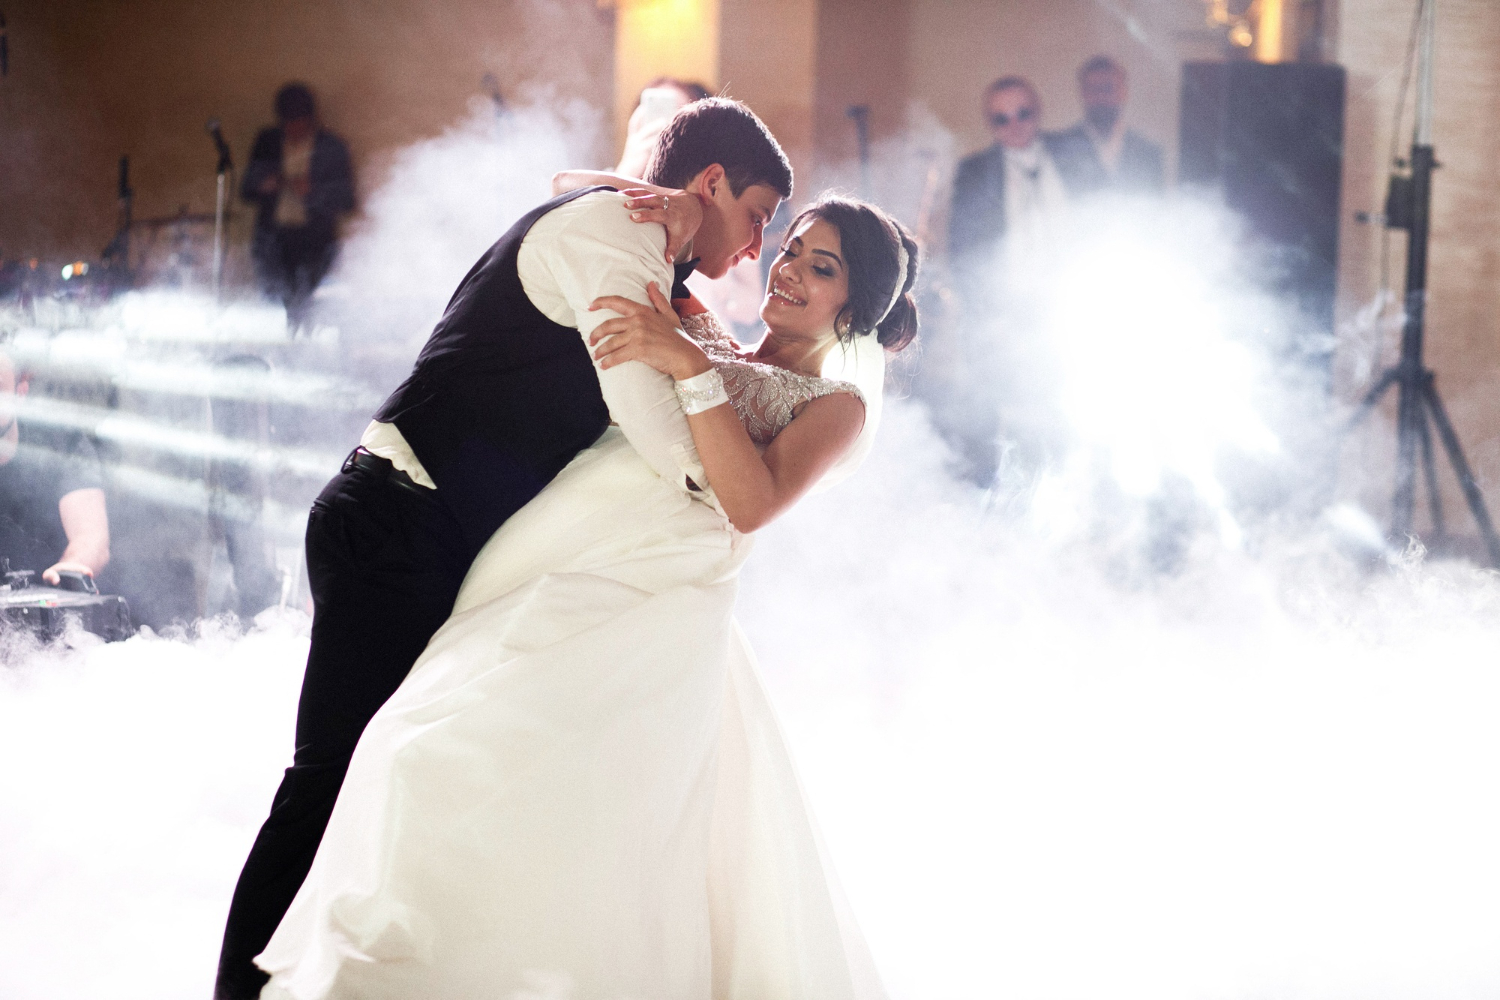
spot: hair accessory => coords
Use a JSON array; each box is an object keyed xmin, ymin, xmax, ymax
[
  {"xmin": 876, "ymin": 239, "xmax": 909, "ymax": 326},
  {"xmin": 674, "ymin": 368, "xmax": 729, "ymax": 415}
]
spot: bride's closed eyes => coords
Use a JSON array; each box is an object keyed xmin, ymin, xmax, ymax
[
  {"xmin": 777, "ymin": 239, "xmax": 839, "ymax": 278},
  {"xmin": 760, "ymin": 218, "xmax": 850, "ymax": 341}
]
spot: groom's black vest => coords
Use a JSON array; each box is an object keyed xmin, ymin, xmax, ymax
[{"xmin": 373, "ymin": 187, "xmax": 613, "ymax": 560}]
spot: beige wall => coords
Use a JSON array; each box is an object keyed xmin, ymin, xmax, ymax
[
  {"xmin": 810, "ymin": 0, "xmax": 914, "ymax": 166},
  {"xmin": 613, "ymin": 0, "xmax": 721, "ymax": 148},
  {"xmin": 1336, "ymin": 0, "xmax": 1500, "ymax": 531},
  {"xmin": 605, "ymin": 0, "xmax": 821, "ymax": 199},
  {"xmin": 718, "ymin": 0, "xmax": 820, "ymax": 188},
  {"xmin": 0, "ymin": 0, "xmax": 614, "ymax": 265}
]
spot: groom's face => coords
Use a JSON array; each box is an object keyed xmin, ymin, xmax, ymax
[{"xmin": 692, "ymin": 167, "xmax": 782, "ymax": 279}]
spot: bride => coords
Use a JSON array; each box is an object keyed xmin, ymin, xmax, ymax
[{"xmin": 254, "ymin": 189, "xmax": 920, "ymax": 1000}]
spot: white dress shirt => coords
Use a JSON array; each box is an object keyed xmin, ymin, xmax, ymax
[
  {"xmin": 360, "ymin": 190, "xmax": 708, "ymax": 496},
  {"xmin": 1086, "ymin": 123, "xmax": 1126, "ymax": 173},
  {"xmin": 1002, "ymin": 140, "xmax": 1068, "ymax": 261},
  {"xmin": 274, "ymin": 135, "xmax": 314, "ymax": 228}
]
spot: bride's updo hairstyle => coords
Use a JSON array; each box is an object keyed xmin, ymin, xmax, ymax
[{"xmin": 790, "ymin": 197, "xmax": 920, "ymax": 352}]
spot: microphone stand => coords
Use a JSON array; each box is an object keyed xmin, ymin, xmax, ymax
[
  {"xmin": 1347, "ymin": 0, "xmax": 1500, "ymax": 565},
  {"xmin": 208, "ymin": 120, "xmax": 234, "ymax": 301},
  {"xmin": 99, "ymin": 155, "xmax": 134, "ymax": 291},
  {"xmin": 846, "ymin": 105, "xmax": 871, "ymax": 198}
]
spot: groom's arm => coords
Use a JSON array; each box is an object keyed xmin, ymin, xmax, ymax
[{"xmin": 519, "ymin": 191, "xmax": 710, "ymax": 494}]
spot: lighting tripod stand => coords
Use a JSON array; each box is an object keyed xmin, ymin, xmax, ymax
[{"xmin": 1348, "ymin": 0, "xmax": 1500, "ymax": 565}]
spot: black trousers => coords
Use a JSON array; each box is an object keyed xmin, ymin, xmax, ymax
[
  {"xmin": 214, "ymin": 456, "xmax": 468, "ymax": 999},
  {"xmin": 252, "ymin": 223, "xmax": 337, "ymax": 325}
]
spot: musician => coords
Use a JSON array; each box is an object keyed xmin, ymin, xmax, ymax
[
  {"xmin": 0, "ymin": 350, "xmax": 110, "ymax": 585},
  {"xmin": 241, "ymin": 83, "xmax": 355, "ymax": 325}
]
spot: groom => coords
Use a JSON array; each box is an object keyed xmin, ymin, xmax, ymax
[{"xmin": 215, "ymin": 97, "xmax": 792, "ymax": 999}]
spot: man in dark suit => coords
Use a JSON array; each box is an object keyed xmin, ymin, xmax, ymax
[
  {"xmin": 948, "ymin": 76, "xmax": 1069, "ymax": 271},
  {"xmin": 214, "ymin": 97, "xmax": 791, "ymax": 1000},
  {"xmin": 241, "ymin": 82, "xmax": 356, "ymax": 325},
  {"xmin": 941, "ymin": 76, "xmax": 1070, "ymax": 488},
  {"xmin": 1048, "ymin": 55, "xmax": 1164, "ymax": 197}
]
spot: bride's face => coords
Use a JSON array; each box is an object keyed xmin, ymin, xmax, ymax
[{"xmin": 760, "ymin": 218, "xmax": 849, "ymax": 340}]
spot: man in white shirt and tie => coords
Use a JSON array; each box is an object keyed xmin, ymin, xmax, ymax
[
  {"xmin": 949, "ymin": 75, "xmax": 1069, "ymax": 280},
  {"xmin": 942, "ymin": 76, "xmax": 1068, "ymax": 486}
]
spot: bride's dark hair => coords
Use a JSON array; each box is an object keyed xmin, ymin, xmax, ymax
[{"xmin": 788, "ymin": 197, "xmax": 920, "ymax": 352}]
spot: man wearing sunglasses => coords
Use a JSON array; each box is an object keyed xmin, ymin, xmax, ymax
[
  {"xmin": 1049, "ymin": 55, "xmax": 1164, "ymax": 197},
  {"xmin": 938, "ymin": 75, "xmax": 1070, "ymax": 488},
  {"xmin": 949, "ymin": 76, "xmax": 1069, "ymax": 272}
]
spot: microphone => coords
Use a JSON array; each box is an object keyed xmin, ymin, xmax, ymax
[{"xmin": 206, "ymin": 118, "xmax": 233, "ymax": 174}]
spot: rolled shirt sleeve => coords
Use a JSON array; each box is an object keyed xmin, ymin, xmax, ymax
[{"xmin": 518, "ymin": 191, "xmax": 710, "ymax": 495}]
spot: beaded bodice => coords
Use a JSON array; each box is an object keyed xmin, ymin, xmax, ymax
[{"xmin": 679, "ymin": 311, "xmax": 864, "ymax": 446}]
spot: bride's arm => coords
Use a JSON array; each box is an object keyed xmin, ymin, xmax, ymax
[
  {"xmin": 588, "ymin": 285, "xmax": 865, "ymax": 533},
  {"xmin": 680, "ymin": 389, "xmax": 863, "ymax": 532},
  {"xmin": 552, "ymin": 172, "xmax": 702, "ymax": 265},
  {"xmin": 551, "ymin": 169, "xmax": 668, "ymax": 196}
]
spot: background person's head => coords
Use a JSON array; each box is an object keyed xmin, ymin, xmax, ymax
[
  {"xmin": 617, "ymin": 77, "xmax": 714, "ymax": 177},
  {"xmin": 275, "ymin": 82, "xmax": 318, "ymax": 143},
  {"xmin": 631, "ymin": 77, "xmax": 712, "ymax": 133},
  {"xmin": 984, "ymin": 77, "xmax": 1042, "ymax": 151},
  {"xmin": 645, "ymin": 98, "xmax": 792, "ymax": 279},
  {"xmin": 762, "ymin": 196, "xmax": 919, "ymax": 353},
  {"xmin": 1078, "ymin": 55, "xmax": 1128, "ymax": 134}
]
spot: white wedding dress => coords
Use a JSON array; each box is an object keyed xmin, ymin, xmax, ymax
[{"xmin": 256, "ymin": 312, "xmax": 886, "ymax": 1000}]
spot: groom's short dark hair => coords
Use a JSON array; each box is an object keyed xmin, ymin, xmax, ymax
[{"xmin": 645, "ymin": 98, "xmax": 793, "ymax": 200}]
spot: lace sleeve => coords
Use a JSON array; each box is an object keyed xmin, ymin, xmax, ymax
[
  {"xmin": 677, "ymin": 309, "xmax": 865, "ymax": 446},
  {"xmin": 678, "ymin": 310, "xmax": 741, "ymax": 355},
  {"xmin": 718, "ymin": 362, "xmax": 864, "ymax": 446}
]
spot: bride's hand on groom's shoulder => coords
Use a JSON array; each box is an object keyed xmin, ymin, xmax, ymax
[
  {"xmin": 622, "ymin": 188, "xmax": 701, "ymax": 263},
  {"xmin": 589, "ymin": 283, "xmax": 713, "ymax": 382}
]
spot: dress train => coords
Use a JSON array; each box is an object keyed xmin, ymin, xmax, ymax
[{"xmin": 256, "ymin": 429, "xmax": 884, "ymax": 999}]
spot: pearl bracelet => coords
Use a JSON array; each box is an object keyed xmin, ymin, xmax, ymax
[{"xmin": 674, "ymin": 368, "xmax": 728, "ymax": 415}]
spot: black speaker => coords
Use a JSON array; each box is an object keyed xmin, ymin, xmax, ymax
[{"xmin": 1179, "ymin": 61, "xmax": 1346, "ymax": 364}]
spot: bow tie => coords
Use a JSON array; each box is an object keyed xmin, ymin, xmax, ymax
[{"xmin": 671, "ymin": 259, "xmax": 700, "ymax": 300}]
